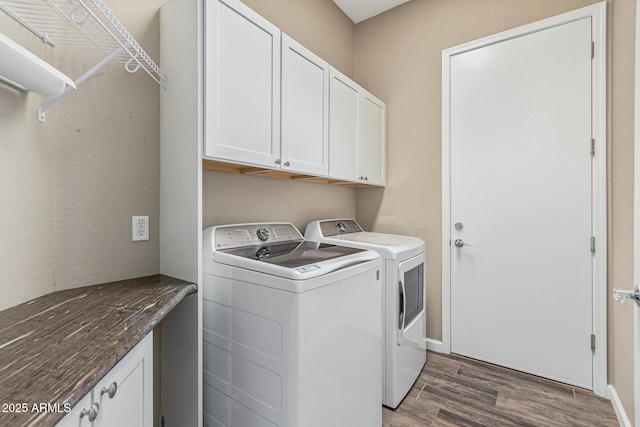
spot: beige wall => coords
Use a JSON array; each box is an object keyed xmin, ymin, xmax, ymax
[
  {"xmin": 241, "ymin": 0, "xmax": 356, "ymax": 79},
  {"xmin": 202, "ymin": 0, "xmax": 358, "ymax": 231},
  {"xmin": 355, "ymin": 0, "xmax": 635, "ymax": 419},
  {"xmin": 203, "ymin": 173, "xmax": 357, "ymax": 232},
  {"xmin": 608, "ymin": 0, "xmax": 636, "ymax": 420},
  {"xmin": 0, "ymin": 0, "xmax": 162, "ymax": 311}
]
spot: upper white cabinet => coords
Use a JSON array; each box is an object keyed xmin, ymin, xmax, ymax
[
  {"xmin": 358, "ymin": 90, "xmax": 386, "ymax": 186},
  {"xmin": 204, "ymin": 0, "xmax": 281, "ymax": 167},
  {"xmin": 281, "ymin": 34, "xmax": 329, "ymax": 176},
  {"xmin": 329, "ymin": 67, "xmax": 386, "ymax": 186},
  {"xmin": 203, "ymin": 0, "xmax": 385, "ymax": 186},
  {"xmin": 329, "ymin": 67, "xmax": 360, "ymax": 182}
]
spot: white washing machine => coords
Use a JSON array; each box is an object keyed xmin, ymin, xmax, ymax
[
  {"xmin": 202, "ymin": 222, "xmax": 382, "ymax": 427},
  {"xmin": 305, "ymin": 219, "xmax": 426, "ymax": 409}
]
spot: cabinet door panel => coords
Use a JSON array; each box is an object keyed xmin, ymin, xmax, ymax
[
  {"xmin": 358, "ymin": 91, "xmax": 386, "ymax": 186},
  {"xmin": 94, "ymin": 334, "xmax": 153, "ymax": 427},
  {"xmin": 281, "ymin": 34, "xmax": 329, "ymax": 175},
  {"xmin": 328, "ymin": 67, "xmax": 359, "ymax": 181},
  {"xmin": 205, "ymin": 0, "xmax": 281, "ymax": 167}
]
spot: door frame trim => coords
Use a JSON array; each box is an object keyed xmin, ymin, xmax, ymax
[{"xmin": 441, "ymin": 2, "xmax": 607, "ymax": 397}]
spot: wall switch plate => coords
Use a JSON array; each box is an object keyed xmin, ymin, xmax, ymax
[{"xmin": 132, "ymin": 215, "xmax": 149, "ymax": 241}]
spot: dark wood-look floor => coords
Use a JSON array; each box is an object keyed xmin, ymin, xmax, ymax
[{"xmin": 383, "ymin": 351, "xmax": 619, "ymax": 427}]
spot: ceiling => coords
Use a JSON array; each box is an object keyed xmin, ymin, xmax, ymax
[{"xmin": 332, "ymin": 0, "xmax": 411, "ymax": 24}]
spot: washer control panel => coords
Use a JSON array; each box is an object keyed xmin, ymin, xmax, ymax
[
  {"xmin": 214, "ymin": 223, "xmax": 303, "ymax": 250},
  {"xmin": 319, "ymin": 219, "xmax": 363, "ymax": 236}
]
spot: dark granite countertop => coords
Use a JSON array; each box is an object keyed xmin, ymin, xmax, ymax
[{"xmin": 0, "ymin": 274, "xmax": 197, "ymax": 427}]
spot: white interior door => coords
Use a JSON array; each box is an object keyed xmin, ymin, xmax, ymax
[{"xmin": 449, "ymin": 18, "xmax": 594, "ymax": 388}]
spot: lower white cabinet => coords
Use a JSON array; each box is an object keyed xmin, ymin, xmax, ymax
[
  {"xmin": 56, "ymin": 333, "xmax": 153, "ymax": 427},
  {"xmin": 55, "ymin": 393, "xmax": 92, "ymax": 427}
]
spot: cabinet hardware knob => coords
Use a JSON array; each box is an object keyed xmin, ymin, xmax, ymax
[
  {"xmin": 101, "ymin": 382, "xmax": 118, "ymax": 399},
  {"xmin": 284, "ymin": 161, "xmax": 290, "ymax": 167},
  {"xmin": 364, "ymin": 176, "xmax": 368, "ymax": 181},
  {"xmin": 275, "ymin": 159, "xmax": 281, "ymax": 165},
  {"xmin": 359, "ymin": 176, "xmax": 363, "ymax": 180},
  {"xmin": 80, "ymin": 403, "xmax": 100, "ymax": 422}
]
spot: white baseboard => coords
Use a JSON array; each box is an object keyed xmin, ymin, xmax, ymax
[
  {"xmin": 423, "ymin": 338, "xmax": 444, "ymax": 353},
  {"xmin": 608, "ymin": 385, "xmax": 632, "ymax": 427}
]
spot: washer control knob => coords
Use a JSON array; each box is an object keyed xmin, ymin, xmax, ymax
[
  {"xmin": 256, "ymin": 227, "xmax": 270, "ymax": 241},
  {"xmin": 256, "ymin": 247, "xmax": 270, "ymax": 259},
  {"xmin": 337, "ymin": 222, "xmax": 347, "ymax": 233}
]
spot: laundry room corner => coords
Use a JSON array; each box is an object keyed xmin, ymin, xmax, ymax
[{"xmin": 0, "ymin": 0, "xmax": 163, "ymax": 311}]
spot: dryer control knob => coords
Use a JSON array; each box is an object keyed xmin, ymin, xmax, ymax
[
  {"xmin": 256, "ymin": 227, "xmax": 270, "ymax": 241},
  {"xmin": 337, "ymin": 222, "xmax": 347, "ymax": 233}
]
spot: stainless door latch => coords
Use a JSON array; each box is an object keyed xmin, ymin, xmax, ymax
[
  {"xmin": 454, "ymin": 239, "xmax": 471, "ymax": 248},
  {"xmin": 613, "ymin": 285, "xmax": 640, "ymax": 306}
]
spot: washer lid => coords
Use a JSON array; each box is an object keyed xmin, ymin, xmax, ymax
[
  {"xmin": 204, "ymin": 223, "xmax": 380, "ymax": 280},
  {"xmin": 213, "ymin": 242, "xmax": 379, "ymax": 280},
  {"xmin": 220, "ymin": 241, "xmax": 363, "ymax": 268}
]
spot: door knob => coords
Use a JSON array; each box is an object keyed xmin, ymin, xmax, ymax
[
  {"xmin": 613, "ymin": 285, "xmax": 640, "ymax": 306},
  {"xmin": 454, "ymin": 239, "xmax": 471, "ymax": 248}
]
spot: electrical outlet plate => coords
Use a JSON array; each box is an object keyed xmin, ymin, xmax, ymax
[{"xmin": 132, "ymin": 215, "xmax": 149, "ymax": 241}]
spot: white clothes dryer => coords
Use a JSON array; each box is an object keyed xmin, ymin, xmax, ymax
[
  {"xmin": 202, "ymin": 222, "xmax": 382, "ymax": 427},
  {"xmin": 305, "ymin": 219, "xmax": 426, "ymax": 409}
]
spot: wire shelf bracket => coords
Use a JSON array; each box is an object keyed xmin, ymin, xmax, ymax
[
  {"xmin": 38, "ymin": 45, "xmax": 123, "ymax": 122},
  {"xmin": 0, "ymin": 0, "xmax": 167, "ymax": 122}
]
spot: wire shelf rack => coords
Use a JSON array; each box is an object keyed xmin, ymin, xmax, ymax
[
  {"xmin": 0, "ymin": 0, "xmax": 166, "ymax": 121},
  {"xmin": 0, "ymin": 0, "xmax": 166, "ymax": 84}
]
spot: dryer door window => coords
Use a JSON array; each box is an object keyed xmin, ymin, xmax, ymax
[
  {"xmin": 398, "ymin": 253, "xmax": 425, "ymax": 345},
  {"xmin": 403, "ymin": 263, "xmax": 424, "ymax": 326}
]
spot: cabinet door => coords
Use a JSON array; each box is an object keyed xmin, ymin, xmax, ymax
[
  {"xmin": 93, "ymin": 333, "xmax": 153, "ymax": 427},
  {"xmin": 55, "ymin": 393, "xmax": 92, "ymax": 427},
  {"xmin": 204, "ymin": 0, "xmax": 281, "ymax": 167},
  {"xmin": 358, "ymin": 90, "xmax": 386, "ymax": 186},
  {"xmin": 328, "ymin": 67, "xmax": 360, "ymax": 182},
  {"xmin": 281, "ymin": 34, "xmax": 329, "ymax": 176}
]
